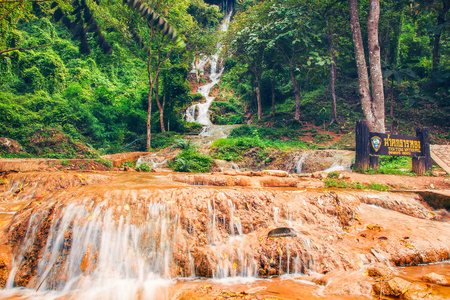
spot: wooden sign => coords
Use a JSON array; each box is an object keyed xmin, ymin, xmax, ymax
[
  {"xmin": 369, "ymin": 133, "xmax": 421, "ymax": 157},
  {"xmin": 355, "ymin": 121, "xmax": 431, "ymax": 174}
]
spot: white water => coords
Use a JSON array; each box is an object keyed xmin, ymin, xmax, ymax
[
  {"xmin": 3, "ymin": 202, "xmax": 178, "ymax": 299},
  {"xmin": 0, "ymin": 6, "xmax": 320, "ymax": 300},
  {"xmin": 185, "ymin": 9, "xmax": 233, "ymax": 127},
  {"xmin": 293, "ymin": 151, "xmax": 353, "ymax": 174}
]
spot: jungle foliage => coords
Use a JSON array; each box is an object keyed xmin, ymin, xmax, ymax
[
  {"xmin": 221, "ymin": 0, "xmax": 449, "ymax": 135},
  {"xmin": 0, "ymin": 0, "xmax": 222, "ymax": 155},
  {"xmin": 0, "ymin": 0, "xmax": 449, "ymax": 160}
]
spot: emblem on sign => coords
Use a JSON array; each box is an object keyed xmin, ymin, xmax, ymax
[{"xmin": 371, "ymin": 136, "xmax": 382, "ymax": 152}]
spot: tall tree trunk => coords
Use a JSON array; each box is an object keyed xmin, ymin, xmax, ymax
[
  {"xmin": 252, "ymin": 66, "xmax": 262, "ymax": 121},
  {"xmin": 432, "ymin": 1, "xmax": 449, "ymax": 74},
  {"xmin": 390, "ymin": 77, "xmax": 394, "ymax": 120},
  {"xmin": 147, "ymin": 49, "xmax": 153, "ymax": 150},
  {"xmin": 147, "ymin": 89, "xmax": 153, "ymax": 150},
  {"xmin": 289, "ymin": 65, "xmax": 301, "ymax": 121},
  {"xmin": 348, "ymin": 0, "xmax": 376, "ymax": 131},
  {"xmin": 155, "ymin": 76, "xmax": 165, "ymax": 132},
  {"xmin": 271, "ymin": 76, "xmax": 276, "ymax": 117},
  {"xmin": 368, "ymin": 0, "xmax": 385, "ymax": 133},
  {"xmin": 325, "ymin": 17, "xmax": 338, "ymax": 125},
  {"xmin": 256, "ymin": 79, "xmax": 262, "ymax": 121}
]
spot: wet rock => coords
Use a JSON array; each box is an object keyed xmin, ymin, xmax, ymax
[
  {"xmin": 286, "ymin": 150, "xmax": 354, "ymax": 174},
  {"xmin": 323, "ymin": 271, "xmax": 373, "ymax": 295},
  {"xmin": 124, "ymin": 166, "xmax": 136, "ymax": 172},
  {"xmin": 295, "ymin": 179, "xmax": 325, "ymax": 189},
  {"xmin": 101, "ymin": 151, "xmax": 148, "ymax": 168},
  {"xmin": 400, "ymin": 283, "xmax": 432, "ymax": 300},
  {"xmin": 259, "ymin": 177, "xmax": 297, "ymax": 187},
  {"xmin": 371, "ymin": 248, "xmax": 389, "ymax": 264},
  {"xmin": 373, "ymin": 276, "xmax": 412, "ymax": 297},
  {"xmin": 310, "ymin": 275, "xmax": 328, "ymax": 286},
  {"xmin": 213, "ymin": 160, "xmax": 239, "ymax": 172},
  {"xmin": 0, "ymin": 172, "xmax": 112, "ymax": 202},
  {"xmin": 358, "ymin": 192, "xmax": 435, "ymax": 220},
  {"xmin": 366, "ymin": 263, "xmax": 394, "ymax": 280},
  {"xmin": 0, "ymin": 252, "xmax": 11, "ymax": 288},
  {"xmin": 152, "ymin": 168, "xmax": 173, "ymax": 173},
  {"xmin": 267, "ymin": 227, "xmax": 297, "ymax": 238},
  {"xmin": 312, "ymin": 171, "xmax": 328, "ymax": 179},
  {"xmin": 171, "ymin": 174, "xmax": 300, "ymax": 188},
  {"xmin": 4, "ymin": 175, "xmax": 450, "ymax": 292},
  {"xmin": 421, "ymin": 272, "xmax": 450, "ymax": 286},
  {"xmin": 261, "ymin": 170, "xmax": 288, "ymax": 177}
]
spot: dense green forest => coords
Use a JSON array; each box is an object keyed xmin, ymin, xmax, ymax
[{"xmin": 0, "ymin": 0, "xmax": 449, "ymax": 158}]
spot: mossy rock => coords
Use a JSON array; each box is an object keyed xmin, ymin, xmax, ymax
[{"xmin": 26, "ymin": 128, "xmax": 98, "ymax": 159}]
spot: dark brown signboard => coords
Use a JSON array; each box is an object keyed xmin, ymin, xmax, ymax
[{"xmin": 369, "ymin": 133, "xmax": 422, "ymax": 156}]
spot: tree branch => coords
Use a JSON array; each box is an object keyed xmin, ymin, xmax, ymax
[
  {"xmin": 0, "ymin": 0, "xmax": 22, "ymax": 22},
  {"xmin": 0, "ymin": 43, "xmax": 56, "ymax": 55},
  {"xmin": 1, "ymin": 0, "xmax": 52, "ymax": 2}
]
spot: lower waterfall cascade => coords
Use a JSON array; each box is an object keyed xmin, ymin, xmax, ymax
[{"xmin": 0, "ymin": 171, "xmax": 449, "ymax": 299}]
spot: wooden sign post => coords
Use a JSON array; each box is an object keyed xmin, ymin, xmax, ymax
[{"xmin": 355, "ymin": 120, "xmax": 432, "ymax": 175}]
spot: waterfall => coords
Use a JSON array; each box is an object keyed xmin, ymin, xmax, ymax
[
  {"xmin": 2, "ymin": 185, "xmax": 329, "ymax": 299},
  {"xmin": 185, "ymin": 7, "xmax": 233, "ymax": 128}
]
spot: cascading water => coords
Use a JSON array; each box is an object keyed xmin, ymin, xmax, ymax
[
  {"xmin": 2, "ymin": 181, "xmax": 341, "ymax": 299},
  {"xmin": 1, "ymin": 171, "xmax": 450, "ymax": 299},
  {"xmin": 185, "ymin": 6, "xmax": 233, "ymax": 135}
]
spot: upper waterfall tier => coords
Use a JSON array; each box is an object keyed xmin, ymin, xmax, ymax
[{"xmin": 186, "ymin": 9, "xmax": 232, "ymax": 126}]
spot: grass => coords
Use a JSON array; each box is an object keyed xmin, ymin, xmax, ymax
[
  {"xmin": 95, "ymin": 158, "xmax": 113, "ymax": 168},
  {"xmin": 324, "ymin": 178, "xmax": 391, "ymax": 191},
  {"xmin": 211, "ymin": 126, "xmax": 313, "ymax": 162},
  {"xmin": 0, "ymin": 152, "xmax": 35, "ymax": 158},
  {"xmin": 362, "ymin": 156, "xmax": 418, "ymax": 176}
]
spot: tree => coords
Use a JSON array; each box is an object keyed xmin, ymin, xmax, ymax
[
  {"xmin": 382, "ymin": 61, "xmax": 416, "ymax": 119},
  {"xmin": 226, "ymin": 2, "xmax": 268, "ymax": 121},
  {"xmin": 266, "ymin": 0, "xmax": 323, "ymax": 121},
  {"xmin": 348, "ymin": 0, "xmax": 385, "ymax": 133},
  {"xmin": 186, "ymin": 0, "xmax": 223, "ymax": 82},
  {"xmin": 309, "ymin": 0, "xmax": 346, "ymax": 125},
  {"xmin": 123, "ymin": 0, "xmax": 187, "ymax": 149},
  {"xmin": 414, "ymin": 0, "xmax": 450, "ymax": 74}
]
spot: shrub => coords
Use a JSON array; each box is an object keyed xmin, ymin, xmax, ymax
[
  {"xmin": 169, "ymin": 149, "xmax": 213, "ymax": 173},
  {"xmin": 180, "ymin": 120, "xmax": 203, "ymax": 134},
  {"xmin": 192, "ymin": 93, "xmax": 203, "ymax": 101},
  {"xmin": 210, "ymin": 136, "xmax": 264, "ymax": 161},
  {"xmin": 151, "ymin": 132, "xmax": 184, "ymax": 150},
  {"xmin": 136, "ymin": 162, "xmax": 152, "ymax": 172},
  {"xmin": 95, "ymin": 158, "xmax": 113, "ymax": 168},
  {"xmin": 170, "ymin": 139, "xmax": 198, "ymax": 151}
]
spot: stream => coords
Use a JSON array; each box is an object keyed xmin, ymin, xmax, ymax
[
  {"xmin": 185, "ymin": 3, "xmax": 234, "ymax": 144},
  {"xmin": 0, "ymin": 171, "xmax": 448, "ymax": 299}
]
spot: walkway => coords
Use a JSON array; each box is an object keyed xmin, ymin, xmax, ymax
[{"xmin": 431, "ymin": 145, "xmax": 450, "ymax": 174}]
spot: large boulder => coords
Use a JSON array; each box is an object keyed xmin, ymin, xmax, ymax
[
  {"xmin": 286, "ymin": 150, "xmax": 354, "ymax": 174},
  {"xmin": 373, "ymin": 277, "xmax": 411, "ymax": 297},
  {"xmin": 421, "ymin": 272, "xmax": 450, "ymax": 286}
]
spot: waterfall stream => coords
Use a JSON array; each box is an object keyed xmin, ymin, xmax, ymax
[{"xmin": 185, "ymin": 7, "xmax": 233, "ymax": 135}]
